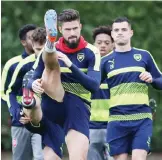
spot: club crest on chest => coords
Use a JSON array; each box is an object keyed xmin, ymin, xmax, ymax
[
  {"xmin": 108, "ymin": 59, "xmax": 115, "ymax": 69},
  {"xmin": 77, "ymin": 53, "xmax": 85, "ymax": 62},
  {"xmin": 134, "ymin": 54, "xmax": 142, "ymax": 61}
]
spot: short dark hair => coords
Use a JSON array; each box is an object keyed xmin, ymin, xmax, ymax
[
  {"xmin": 92, "ymin": 25, "xmax": 113, "ymax": 42},
  {"xmin": 32, "ymin": 27, "xmax": 46, "ymax": 45},
  {"xmin": 58, "ymin": 9, "xmax": 80, "ymax": 25},
  {"xmin": 112, "ymin": 17, "xmax": 132, "ymax": 28},
  {"xmin": 19, "ymin": 24, "xmax": 37, "ymax": 40}
]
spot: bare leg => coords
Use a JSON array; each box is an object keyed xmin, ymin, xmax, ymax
[
  {"xmin": 41, "ymin": 50, "xmax": 64, "ymax": 102},
  {"xmin": 23, "ymin": 10, "xmax": 64, "ymax": 160},
  {"xmin": 43, "ymin": 146, "xmax": 61, "ymax": 160},
  {"xmin": 132, "ymin": 149, "xmax": 147, "ymax": 160},
  {"xmin": 42, "ymin": 8, "xmax": 64, "ymax": 102},
  {"xmin": 66, "ymin": 129, "xmax": 89, "ymax": 160},
  {"xmin": 113, "ymin": 153, "xmax": 128, "ymax": 160}
]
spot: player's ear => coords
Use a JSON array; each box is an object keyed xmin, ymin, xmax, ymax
[
  {"xmin": 21, "ymin": 40, "xmax": 26, "ymax": 47},
  {"xmin": 130, "ymin": 30, "xmax": 134, "ymax": 37},
  {"xmin": 80, "ymin": 23, "xmax": 82, "ymax": 29}
]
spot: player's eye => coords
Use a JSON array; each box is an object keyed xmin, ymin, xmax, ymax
[
  {"xmin": 65, "ymin": 28, "xmax": 71, "ymax": 31},
  {"xmin": 97, "ymin": 42, "xmax": 102, "ymax": 45},
  {"xmin": 122, "ymin": 28, "xmax": 128, "ymax": 31},
  {"xmin": 114, "ymin": 29, "xmax": 119, "ymax": 32},
  {"xmin": 73, "ymin": 27, "xmax": 78, "ymax": 30}
]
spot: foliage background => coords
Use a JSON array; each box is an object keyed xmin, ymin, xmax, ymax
[{"xmin": 1, "ymin": 1, "xmax": 162, "ymax": 152}]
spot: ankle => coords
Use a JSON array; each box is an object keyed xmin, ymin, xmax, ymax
[{"xmin": 44, "ymin": 39, "xmax": 56, "ymax": 53}]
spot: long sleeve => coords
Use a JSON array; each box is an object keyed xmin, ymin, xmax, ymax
[
  {"xmin": 101, "ymin": 57, "xmax": 108, "ymax": 83},
  {"xmin": 146, "ymin": 51, "xmax": 162, "ymax": 90},
  {"xmin": 151, "ymin": 76, "xmax": 162, "ymax": 90},
  {"xmin": 1, "ymin": 55, "xmax": 22, "ymax": 101},
  {"xmin": 69, "ymin": 64, "xmax": 101, "ymax": 93},
  {"xmin": 69, "ymin": 46, "xmax": 101, "ymax": 93},
  {"xmin": 6, "ymin": 66, "xmax": 25, "ymax": 126},
  {"xmin": 1, "ymin": 64, "xmax": 12, "ymax": 101},
  {"xmin": 8, "ymin": 93, "xmax": 22, "ymax": 123}
]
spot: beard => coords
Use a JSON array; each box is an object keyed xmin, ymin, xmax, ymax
[{"xmin": 64, "ymin": 36, "xmax": 80, "ymax": 49}]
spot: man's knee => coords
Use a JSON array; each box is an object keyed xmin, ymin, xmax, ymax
[
  {"xmin": 43, "ymin": 146, "xmax": 61, "ymax": 160},
  {"xmin": 66, "ymin": 129, "xmax": 89, "ymax": 146},
  {"xmin": 132, "ymin": 149, "xmax": 147, "ymax": 160}
]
